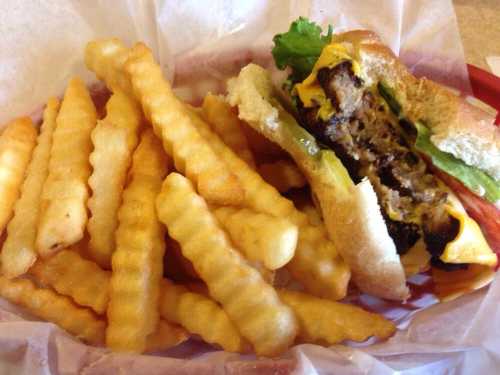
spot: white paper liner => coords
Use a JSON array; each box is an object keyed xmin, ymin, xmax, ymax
[{"xmin": 0, "ymin": 1, "xmax": 495, "ymax": 374}]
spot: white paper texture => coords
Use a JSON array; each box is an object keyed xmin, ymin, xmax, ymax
[{"xmin": 0, "ymin": 1, "xmax": 494, "ymax": 374}]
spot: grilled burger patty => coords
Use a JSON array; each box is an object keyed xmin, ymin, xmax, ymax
[{"xmin": 296, "ymin": 61, "xmax": 461, "ymax": 268}]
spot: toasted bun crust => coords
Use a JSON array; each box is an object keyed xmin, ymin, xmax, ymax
[
  {"xmin": 227, "ymin": 63, "xmax": 409, "ymax": 300},
  {"xmin": 317, "ymin": 177, "xmax": 410, "ymax": 300},
  {"xmin": 334, "ymin": 31, "xmax": 500, "ymax": 181}
]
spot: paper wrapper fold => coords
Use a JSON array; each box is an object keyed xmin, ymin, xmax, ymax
[{"xmin": 0, "ymin": 1, "xmax": 495, "ymax": 374}]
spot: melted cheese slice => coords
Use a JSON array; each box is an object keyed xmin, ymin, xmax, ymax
[
  {"xmin": 440, "ymin": 194, "xmax": 498, "ymax": 267},
  {"xmin": 295, "ymin": 43, "xmax": 360, "ymax": 121}
]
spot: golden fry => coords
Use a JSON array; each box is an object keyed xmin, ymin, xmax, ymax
[
  {"xmin": 160, "ymin": 279, "xmax": 247, "ymax": 353},
  {"xmin": 85, "ymin": 38, "xmax": 134, "ymax": 95},
  {"xmin": 87, "ymin": 92, "xmax": 141, "ymax": 268},
  {"xmin": 188, "ymin": 109, "xmax": 350, "ymax": 300},
  {"xmin": 156, "ymin": 173, "xmax": 297, "ymax": 356},
  {"xmin": 213, "ymin": 206, "xmax": 297, "ymax": 270},
  {"xmin": 124, "ymin": 43, "xmax": 244, "ymax": 206},
  {"xmin": 102, "ymin": 90, "xmax": 142, "ymax": 149},
  {"xmin": 30, "ymin": 248, "xmax": 110, "ymax": 315},
  {"xmin": 36, "ymin": 78, "xmax": 97, "ymax": 256},
  {"xmin": 0, "ymin": 117, "xmax": 37, "ymax": 236},
  {"xmin": 107, "ymin": 129, "xmax": 169, "ymax": 353},
  {"xmin": 288, "ymin": 225, "xmax": 351, "ymax": 299},
  {"xmin": 0, "ymin": 276, "xmax": 105, "ymax": 345},
  {"xmin": 201, "ymin": 93, "xmax": 255, "ymax": 168},
  {"xmin": 1, "ymin": 103, "xmax": 57, "ymax": 278},
  {"xmin": 248, "ymin": 260, "xmax": 276, "ymax": 285},
  {"xmin": 257, "ymin": 159, "xmax": 307, "ymax": 193},
  {"xmin": 279, "ymin": 289, "xmax": 396, "ymax": 345},
  {"xmin": 145, "ymin": 320, "xmax": 189, "ymax": 353}
]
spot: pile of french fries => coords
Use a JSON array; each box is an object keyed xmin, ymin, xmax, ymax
[{"xmin": 0, "ymin": 38, "xmax": 396, "ymax": 357}]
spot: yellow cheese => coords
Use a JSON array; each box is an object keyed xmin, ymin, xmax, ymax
[
  {"xmin": 439, "ymin": 195, "xmax": 497, "ymax": 267},
  {"xmin": 295, "ymin": 43, "xmax": 361, "ymax": 121}
]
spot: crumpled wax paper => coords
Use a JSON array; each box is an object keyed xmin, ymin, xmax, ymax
[{"xmin": 0, "ymin": 1, "xmax": 496, "ymax": 374}]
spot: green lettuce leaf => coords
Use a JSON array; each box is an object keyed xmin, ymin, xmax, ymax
[
  {"xmin": 272, "ymin": 17, "xmax": 332, "ymax": 84},
  {"xmin": 415, "ymin": 122, "xmax": 500, "ymax": 204}
]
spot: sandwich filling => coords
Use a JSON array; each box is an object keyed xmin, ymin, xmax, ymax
[{"xmin": 293, "ymin": 57, "xmax": 462, "ymax": 268}]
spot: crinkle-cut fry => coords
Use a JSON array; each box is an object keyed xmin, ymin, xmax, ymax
[
  {"xmin": 145, "ymin": 320, "xmax": 189, "ymax": 353},
  {"xmin": 186, "ymin": 109, "xmax": 296, "ymax": 218},
  {"xmin": 250, "ymin": 260, "xmax": 276, "ymax": 285},
  {"xmin": 288, "ymin": 225, "xmax": 351, "ymax": 299},
  {"xmin": 0, "ymin": 276, "xmax": 105, "ymax": 345},
  {"xmin": 87, "ymin": 93, "xmax": 141, "ymax": 268},
  {"xmin": 278, "ymin": 289, "xmax": 396, "ymax": 345},
  {"xmin": 36, "ymin": 78, "xmax": 97, "ymax": 256},
  {"xmin": 1, "ymin": 104, "xmax": 56, "ymax": 278},
  {"xmin": 107, "ymin": 129, "xmax": 169, "ymax": 353},
  {"xmin": 159, "ymin": 279, "xmax": 248, "ymax": 353},
  {"xmin": 85, "ymin": 38, "xmax": 134, "ymax": 96},
  {"xmin": 30, "ymin": 248, "xmax": 110, "ymax": 315},
  {"xmin": 124, "ymin": 42, "xmax": 244, "ymax": 206},
  {"xmin": 0, "ymin": 117, "xmax": 37, "ymax": 237},
  {"xmin": 257, "ymin": 159, "xmax": 307, "ymax": 193},
  {"xmin": 87, "ymin": 122, "xmax": 129, "ymax": 268},
  {"xmin": 187, "ymin": 109, "xmax": 350, "ymax": 300},
  {"xmin": 102, "ymin": 90, "xmax": 142, "ymax": 149},
  {"xmin": 212, "ymin": 206, "xmax": 297, "ymax": 270},
  {"xmin": 156, "ymin": 173, "xmax": 297, "ymax": 356},
  {"xmin": 201, "ymin": 93, "xmax": 255, "ymax": 168}
]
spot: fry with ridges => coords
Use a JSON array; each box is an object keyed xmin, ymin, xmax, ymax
[
  {"xmin": 0, "ymin": 117, "xmax": 37, "ymax": 237},
  {"xmin": 30, "ymin": 248, "xmax": 110, "ymax": 315},
  {"xmin": 201, "ymin": 93, "xmax": 255, "ymax": 168},
  {"xmin": 85, "ymin": 38, "xmax": 134, "ymax": 95},
  {"xmin": 36, "ymin": 78, "xmax": 97, "ymax": 256},
  {"xmin": 187, "ymin": 109, "xmax": 350, "ymax": 300},
  {"xmin": 87, "ymin": 92, "xmax": 141, "ymax": 268},
  {"xmin": 213, "ymin": 206, "xmax": 297, "ymax": 270},
  {"xmin": 107, "ymin": 129, "xmax": 169, "ymax": 353},
  {"xmin": 1, "ymin": 112, "xmax": 50, "ymax": 278},
  {"xmin": 0, "ymin": 276, "xmax": 105, "ymax": 345},
  {"xmin": 160, "ymin": 279, "xmax": 248, "ymax": 353},
  {"xmin": 156, "ymin": 173, "xmax": 297, "ymax": 356},
  {"xmin": 145, "ymin": 320, "xmax": 189, "ymax": 353},
  {"xmin": 279, "ymin": 289, "xmax": 396, "ymax": 344},
  {"xmin": 124, "ymin": 42, "xmax": 244, "ymax": 206}
]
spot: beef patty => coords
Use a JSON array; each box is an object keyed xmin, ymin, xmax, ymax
[{"xmin": 296, "ymin": 61, "xmax": 460, "ymax": 267}]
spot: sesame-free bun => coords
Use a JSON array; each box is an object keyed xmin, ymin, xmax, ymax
[
  {"xmin": 227, "ymin": 63, "xmax": 409, "ymax": 300},
  {"xmin": 334, "ymin": 30, "xmax": 499, "ymax": 181}
]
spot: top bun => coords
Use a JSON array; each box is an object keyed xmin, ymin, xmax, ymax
[{"xmin": 333, "ymin": 31, "xmax": 499, "ymax": 181}]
